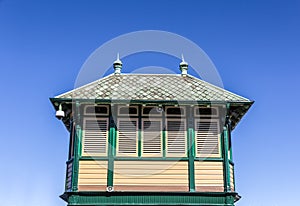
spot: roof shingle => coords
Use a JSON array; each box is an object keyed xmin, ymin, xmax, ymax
[{"xmin": 55, "ymin": 74, "xmax": 251, "ymax": 103}]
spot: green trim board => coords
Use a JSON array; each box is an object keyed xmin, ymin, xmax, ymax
[{"xmin": 61, "ymin": 191, "xmax": 239, "ymax": 205}]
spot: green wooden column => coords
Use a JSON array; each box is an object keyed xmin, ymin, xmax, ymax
[
  {"xmin": 222, "ymin": 115, "xmax": 231, "ymax": 193},
  {"xmin": 187, "ymin": 106, "xmax": 195, "ymax": 192},
  {"xmin": 71, "ymin": 101, "xmax": 81, "ymax": 192},
  {"xmin": 107, "ymin": 105, "xmax": 116, "ymax": 189}
]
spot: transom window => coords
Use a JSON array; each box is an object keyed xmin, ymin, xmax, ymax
[
  {"xmin": 165, "ymin": 106, "xmax": 185, "ymax": 116},
  {"xmin": 194, "ymin": 106, "xmax": 218, "ymax": 117},
  {"xmin": 84, "ymin": 105, "xmax": 109, "ymax": 115},
  {"xmin": 118, "ymin": 106, "xmax": 138, "ymax": 116}
]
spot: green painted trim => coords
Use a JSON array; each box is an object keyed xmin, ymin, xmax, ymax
[
  {"xmin": 83, "ymin": 157, "xmax": 189, "ymax": 161},
  {"xmin": 138, "ymin": 105, "xmax": 142, "ymax": 157},
  {"xmin": 187, "ymin": 107, "xmax": 195, "ymax": 192},
  {"xmin": 79, "ymin": 156, "xmax": 223, "ymax": 162},
  {"xmin": 107, "ymin": 106, "xmax": 117, "ymax": 188},
  {"xmin": 64, "ymin": 191, "xmax": 238, "ymax": 205},
  {"xmin": 71, "ymin": 102, "xmax": 82, "ymax": 192},
  {"xmin": 223, "ymin": 128, "xmax": 231, "ymax": 192},
  {"xmin": 107, "ymin": 124, "xmax": 114, "ymax": 187},
  {"xmin": 162, "ymin": 106, "xmax": 166, "ymax": 157},
  {"xmin": 71, "ymin": 125, "xmax": 80, "ymax": 192},
  {"xmin": 188, "ymin": 128, "xmax": 195, "ymax": 192}
]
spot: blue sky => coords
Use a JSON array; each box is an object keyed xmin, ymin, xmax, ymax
[{"xmin": 0, "ymin": 0, "xmax": 300, "ymax": 205}]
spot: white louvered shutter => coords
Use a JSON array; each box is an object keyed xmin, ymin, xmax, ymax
[
  {"xmin": 195, "ymin": 120, "xmax": 220, "ymax": 157},
  {"xmin": 166, "ymin": 119, "xmax": 187, "ymax": 157},
  {"xmin": 82, "ymin": 118, "xmax": 108, "ymax": 156},
  {"xmin": 117, "ymin": 119, "xmax": 138, "ymax": 156},
  {"xmin": 142, "ymin": 119, "xmax": 162, "ymax": 157}
]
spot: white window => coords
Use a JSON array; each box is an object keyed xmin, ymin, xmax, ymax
[
  {"xmin": 82, "ymin": 117, "xmax": 109, "ymax": 156},
  {"xmin": 117, "ymin": 118, "xmax": 138, "ymax": 157},
  {"xmin": 165, "ymin": 106, "xmax": 185, "ymax": 117},
  {"xmin": 166, "ymin": 119, "xmax": 187, "ymax": 157},
  {"xmin": 84, "ymin": 105, "xmax": 109, "ymax": 115},
  {"xmin": 194, "ymin": 106, "xmax": 218, "ymax": 117},
  {"xmin": 142, "ymin": 106, "xmax": 163, "ymax": 116},
  {"xmin": 195, "ymin": 119, "xmax": 221, "ymax": 158},
  {"xmin": 118, "ymin": 106, "xmax": 138, "ymax": 116},
  {"xmin": 142, "ymin": 119, "xmax": 163, "ymax": 157}
]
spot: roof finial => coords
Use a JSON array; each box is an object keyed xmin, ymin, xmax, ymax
[
  {"xmin": 180, "ymin": 54, "xmax": 188, "ymax": 77},
  {"xmin": 113, "ymin": 53, "xmax": 122, "ymax": 75}
]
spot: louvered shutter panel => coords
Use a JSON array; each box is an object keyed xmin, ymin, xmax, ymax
[
  {"xmin": 83, "ymin": 118, "xmax": 108, "ymax": 156},
  {"xmin": 117, "ymin": 119, "xmax": 138, "ymax": 156},
  {"xmin": 142, "ymin": 120, "xmax": 162, "ymax": 156},
  {"xmin": 166, "ymin": 119, "xmax": 186, "ymax": 156},
  {"xmin": 195, "ymin": 120, "xmax": 220, "ymax": 157}
]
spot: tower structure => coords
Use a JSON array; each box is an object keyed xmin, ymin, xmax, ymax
[{"xmin": 50, "ymin": 56, "xmax": 253, "ymax": 205}]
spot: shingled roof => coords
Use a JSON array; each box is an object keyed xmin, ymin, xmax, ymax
[{"xmin": 55, "ymin": 74, "xmax": 251, "ymax": 103}]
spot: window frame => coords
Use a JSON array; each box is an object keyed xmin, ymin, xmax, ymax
[
  {"xmin": 194, "ymin": 106, "xmax": 219, "ymax": 118},
  {"xmin": 118, "ymin": 105, "xmax": 139, "ymax": 116},
  {"xmin": 81, "ymin": 117, "xmax": 109, "ymax": 157},
  {"xmin": 116, "ymin": 117, "xmax": 139, "ymax": 157},
  {"xmin": 84, "ymin": 105, "xmax": 109, "ymax": 116},
  {"xmin": 194, "ymin": 119, "xmax": 221, "ymax": 158},
  {"xmin": 165, "ymin": 118, "xmax": 187, "ymax": 157},
  {"xmin": 141, "ymin": 118, "xmax": 163, "ymax": 157},
  {"xmin": 165, "ymin": 106, "xmax": 186, "ymax": 117}
]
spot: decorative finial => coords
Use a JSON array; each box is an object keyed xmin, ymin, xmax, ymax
[
  {"xmin": 113, "ymin": 53, "xmax": 122, "ymax": 75},
  {"xmin": 180, "ymin": 54, "xmax": 188, "ymax": 76}
]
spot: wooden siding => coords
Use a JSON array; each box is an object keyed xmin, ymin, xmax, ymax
[
  {"xmin": 65, "ymin": 161, "xmax": 73, "ymax": 191},
  {"xmin": 78, "ymin": 160, "xmax": 108, "ymax": 191},
  {"xmin": 230, "ymin": 164, "xmax": 235, "ymax": 191},
  {"xmin": 195, "ymin": 161, "xmax": 224, "ymax": 192},
  {"xmin": 114, "ymin": 161, "xmax": 188, "ymax": 191}
]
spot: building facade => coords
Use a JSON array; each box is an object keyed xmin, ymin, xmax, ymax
[{"xmin": 50, "ymin": 58, "xmax": 253, "ymax": 205}]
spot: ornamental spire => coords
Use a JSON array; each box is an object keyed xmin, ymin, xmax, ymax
[
  {"xmin": 179, "ymin": 54, "xmax": 188, "ymax": 76},
  {"xmin": 113, "ymin": 53, "xmax": 122, "ymax": 75}
]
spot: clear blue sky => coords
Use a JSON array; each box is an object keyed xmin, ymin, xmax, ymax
[{"xmin": 0, "ymin": 0, "xmax": 299, "ymax": 205}]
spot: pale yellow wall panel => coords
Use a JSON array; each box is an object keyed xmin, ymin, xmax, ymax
[
  {"xmin": 114, "ymin": 179, "xmax": 187, "ymax": 184},
  {"xmin": 114, "ymin": 161, "xmax": 188, "ymax": 186},
  {"xmin": 78, "ymin": 160, "xmax": 107, "ymax": 188},
  {"xmin": 195, "ymin": 170, "xmax": 223, "ymax": 175},
  {"xmin": 195, "ymin": 175, "xmax": 224, "ymax": 180}
]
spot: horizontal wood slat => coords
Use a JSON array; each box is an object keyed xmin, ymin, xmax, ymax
[
  {"xmin": 195, "ymin": 161, "xmax": 224, "ymax": 192},
  {"xmin": 65, "ymin": 161, "xmax": 73, "ymax": 190},
  {"xmin": 114, "ymin": 185, "xmax": 189, "ymax": 192},
  {"xmin": 230, "ymin": 164, "xmax": 235, "ymax": 191},
  {"xmin": 114, "ymin": 161, "xmax": 188, "ymax": 191},
  {"xmin": 78, "ymin": 160, "xmax": 107, "ymax": 190}
]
